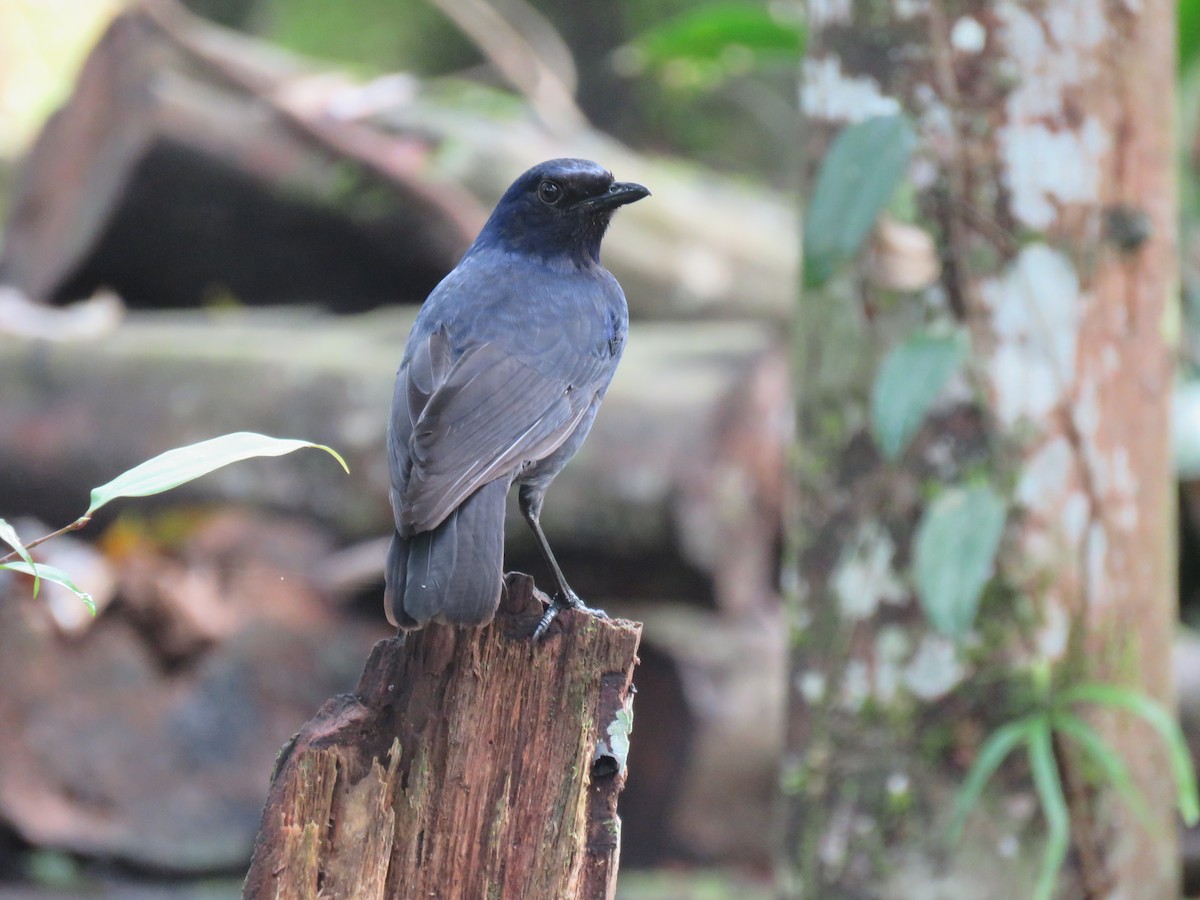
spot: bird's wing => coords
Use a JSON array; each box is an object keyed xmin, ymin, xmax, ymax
[{"xmin": 396, "ymin": 332, "xmax": 593, "ymax": 534}]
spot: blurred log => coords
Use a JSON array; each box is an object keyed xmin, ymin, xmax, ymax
[
  {"xmin": 610, "ymin": 601, "xmax": 782, "ymax": 868},
  {"xmin": 0, "ymin": 0, "xmax": 478, "ymax": 311},
  {"xmin": 243, "ymin": 573, "xmax": 641, "ymax": 900},
  {"xmin": 0, "ymin": 0, "xmax": 793, "ymax": 319},
  {"xmin": 0, "ymin": 308, "xmax": 787, "ymax": 617},
  {"xmin": 374, "ymin": 102, "xmax": 796, "ymax": 321}
]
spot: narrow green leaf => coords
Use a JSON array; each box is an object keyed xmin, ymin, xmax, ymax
[
  {"xmin": 948, "ymin": 716, "xmax": 1035, "ymax": 841},
  {"xmin": 804, "ymin": 114, "xmax": 916, "ymax": 288},
  {"xmin": 1052, "ymin": 711, "xmax": 1152, "ymax": 831},
  {"xmin": 871, "ymin": 332, "xmax": 967, "ymax": 460},
  {"xmin": 1058, "ymin": 682, "xmax": 1200, "ymax": 825},
  {"xmin": 0, "ymin": 518, "xmax": 39, "ymax": 597},
  {"xmin": 86, "ymin": 432, "xmax": 349, "ymax": 516},
  {"xmin": 1027, "ymin": 720, "xmax": 1070, "ymax": 900},
  {"xmin": 914, "ymin": 484, "xmax": 1007, "ymax": 637},
  {"xmin": 625, "ymin": 4, "xmax": 804, "ymax": 68},
  {"xmin": 0, "ymin": 561, "xmax": 95, "ymax": 615}
]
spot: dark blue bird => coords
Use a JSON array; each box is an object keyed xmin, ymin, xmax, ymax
[{"xmin": 385, "ymin": 158, "xmax": 649, "ymax": 638}]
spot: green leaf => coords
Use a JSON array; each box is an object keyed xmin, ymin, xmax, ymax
[
  {"xmin": 624, "ymin": 4, "xmax": 804, "ymax": 69},
  {"xmin": 948, "ymin": 715, "xmax": 1035, "ymax": 841},
  {"xmin": 0, "ymin": 518, "xmax": 38, "ymax": 597},
  {"xmin": 85, "ymin": 432, "xmax": 349, "ymax": 517},
  {"xmin": 914, "ymin": 484, "xmax": 1007, "ymax": 637},
  {"xmin": 871, "ymin": 332, "xmax": 967, "ymax": 460},
  {"xmin": 804, "ymin": 114, "xmax": 916, "ymax": 288},
  {"xmin": 1027, "ymin": 720, "xmax": 1070, "ymax": 900},
  {"xmin": 1057, "ymin": 682, "xmax": 1200, "ymax": 825},
  {"xmin": 1182, "ymin": 0, "xmax": 1200, "ymax": 74},
  {"xmin": 1052, "ymin": 711, "xmax": 1152, "ymax": 831},
  {"xmin": 0, "ymin": 561, "xmax": 95, "ymax": 615}
]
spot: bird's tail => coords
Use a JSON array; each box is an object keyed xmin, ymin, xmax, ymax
[{"xmin": 385, "ymin": 479, "xmax": 508, "ymax": 629}]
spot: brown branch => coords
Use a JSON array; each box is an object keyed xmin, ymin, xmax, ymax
[
  {"xmin": 926, "ymin": 1, "xmax": 976, "ymax": 322},
  {"xmin": 0, "ymin": 516, "xmax": 91, "ymax": 565}
]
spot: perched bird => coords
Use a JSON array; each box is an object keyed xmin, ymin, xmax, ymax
[{"xmin": 385, "ymin": 158, "xmax": 649, "ymax": 638}]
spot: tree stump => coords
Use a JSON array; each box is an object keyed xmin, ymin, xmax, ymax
[{"xmin": 243, "ymin": 573, "xmax": 641, "ymax": 899}]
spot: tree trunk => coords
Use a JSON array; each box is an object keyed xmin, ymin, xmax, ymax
[
  {"xmin": 786, "ymin": 1, "xmax": 1178, "ymax": 897},
  {"xmin": 243, "ymin": 573, "xmax": 641, "ymax": 899}
]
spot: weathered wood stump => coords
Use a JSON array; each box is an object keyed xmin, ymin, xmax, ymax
[{"xmin": 243, "ymin": 573, "xmax": 641, "ymax": 899}]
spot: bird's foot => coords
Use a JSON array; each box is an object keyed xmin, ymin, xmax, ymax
[{"xmin": 531, "ymin": 589, "xmax": 608, "ymax": 641}]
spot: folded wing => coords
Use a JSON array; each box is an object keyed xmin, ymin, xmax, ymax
[{"xmin": 393, "ymin": 330, "xmax": 594, "ymax": 535}]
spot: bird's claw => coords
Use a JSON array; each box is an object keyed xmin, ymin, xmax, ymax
[{"xmin": 531, "ymin": 590, "xmax": 608, "ymax": 641}]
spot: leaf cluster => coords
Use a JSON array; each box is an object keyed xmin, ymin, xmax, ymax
[{"xmin": 0, "ymin": 433, "xmax": 348, "ymax": 610}]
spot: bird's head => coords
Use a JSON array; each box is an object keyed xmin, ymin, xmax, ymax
[{"xmin": 472, "ymin": 159, "xmax": 650, "ymax": 266}]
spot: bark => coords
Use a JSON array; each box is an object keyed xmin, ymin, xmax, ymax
[
  {"xmin": 242, "ymin": 573, "xmax": 641, "ymax": 900},
  {"xmin": 0, "ymin": 309, "xmax": 787, "ymax": 618},
  {"xmin": 786, "ymin": 1, "xmax": 1177, "ymax": 897}
]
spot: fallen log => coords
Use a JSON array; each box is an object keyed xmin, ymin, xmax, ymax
[
  {"xmin": 0, "ymin": 0, "xmax": 794, "ymax": 320},
  {"xmin": 0, "ymin": 0, "xmax": 478, "ymax": 311},
  {"xmin": 243, "ymin": 573, "xmax": 641, "ymax": 899},
  {"xmin": 0, "ymin": 308, "xmax": 787, "ymax": 617}
]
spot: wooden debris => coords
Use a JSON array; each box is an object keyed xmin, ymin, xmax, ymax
[
  {"xmin": 0, "ymin": 0, "xmax": 793, "ymax": 319},
  {"xmin": 0, "ymin": 309, "xmax": 788, "ymax": 619},
  {"xmin": 0, "ymin": 0, "xmax": 478, "ymax": 311},
  {"xmin": 243, "ymin": 573, "xmax": 641, "ymax": 900}
]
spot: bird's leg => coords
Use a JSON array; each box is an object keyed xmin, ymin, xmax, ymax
[{"xmin": 519, "ymin": 485, "xmax": 607, "ymax": 640}]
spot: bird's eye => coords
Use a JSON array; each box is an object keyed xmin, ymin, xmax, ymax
[{"xmin": 537, "ymin": 180, "xmax": 562, "ymax": 205}]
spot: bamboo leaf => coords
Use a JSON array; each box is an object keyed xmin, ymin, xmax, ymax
[
  {"xmin": 86, "ymin": 432, "xmax": 349, "ymax": 517},
  {"xmin": 914, "ymin": 484, "xmax": 1007, "ymax": 637},
  {"xmin": 871, "ymin": 331, "xmax": 967, "ymax": 460},
  {"xmin": 0, "ymin": 561, "xmax": 95, "ymax": 615}
]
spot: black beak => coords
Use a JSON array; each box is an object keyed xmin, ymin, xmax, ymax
[{"xmin": 582, "ymin": 181, "xmax": 651, "ymax": 212}]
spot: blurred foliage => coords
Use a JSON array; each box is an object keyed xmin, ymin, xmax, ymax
[
  {"xmin": 604, "ymin": 0, "xmax": 801, "ymax": 180},
  {"xmin": 250, "ymin": 0, "xmax": 479, "ymax": 77},
  {"xmin": 950, "ymin": 675, "xmax": 1199, "ymax": 900},
  {"xmin": 1182, "ymin": 0, "xmax": 1200, "ymax": 76},
  {"xmin": 232, "ymin": 0, "xmax": 800, "ymax": 182},
  {"xmin": 0, "ymin": 1, "xmax": 800, "ymax": 185},
  {"xmin": 615, "ymin": 3, "xmax": 804, "ymax": 89},
  {"xmin": 0, "ymin": 0, "xmax": 120, "ymax": 158}
]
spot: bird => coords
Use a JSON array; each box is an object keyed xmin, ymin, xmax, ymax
[{"xmin": 384, "ymin": 158, "xmax": 649, "ymax": 639}]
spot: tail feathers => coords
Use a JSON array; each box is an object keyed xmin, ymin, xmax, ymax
[{"xmin": 385, "ymin": 479, "xmax": 507, "ymax": 629}]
